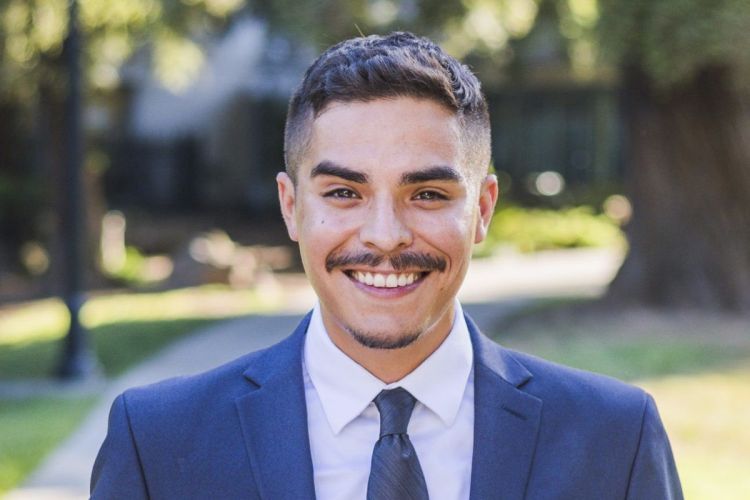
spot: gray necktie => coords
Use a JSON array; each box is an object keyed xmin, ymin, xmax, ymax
[{"xmin": 367, "ymin": 388, "xmax": 429, "ymax": 500}]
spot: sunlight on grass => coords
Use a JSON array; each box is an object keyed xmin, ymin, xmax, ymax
[
  {"xmin": 0, "ymin": 397, "xmax": 96, "ymax": 494},
  {"xmin": 0, "ymin": 285, "xmax": 286, "ymax": 379},
  {"xmin": 640, "ymin": 367, "xmax": 750, "ymax": 500},
  {"xmin": 509, "ymin": 336, "xmax": 743, "ymax": 380},
  {"xmin": 0, "ymin": 300, "xmax": 69, "ymax": 346},
  {"xmin": 0, "ymin": 285, "xmax": 282, "ymax": 348}
]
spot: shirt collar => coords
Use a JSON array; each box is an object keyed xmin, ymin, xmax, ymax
[{"xmin": 303, "ymin": 300, "xmax": 473, "ymax": 435}]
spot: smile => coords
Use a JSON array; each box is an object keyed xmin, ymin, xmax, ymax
[{"xmin": 346, "ymin": 271, "xmax": 426, "ymax": 288}]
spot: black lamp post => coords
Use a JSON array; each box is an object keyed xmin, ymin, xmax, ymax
[{"xmin": 57, "ymin": 0, "xmax": 99, "ymax": 379}]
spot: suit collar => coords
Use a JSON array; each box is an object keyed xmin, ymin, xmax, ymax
[
  {"xmin": 235, "ymin": 313, "xmax": 316, "ymax": 500},
  {"xmin": 235, "ymin": 312, "xmax": 542, "ymax": 500},
  {"xmin": 466, "ymin": 314, "xmax": 543, "ymax": 500},
  {"xmin": 466, "ymin": 313, "xmax": 533, "ymax": 388}
]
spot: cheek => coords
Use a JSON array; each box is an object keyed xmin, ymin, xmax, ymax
[
  {"xmin": 410, "ymin": 210, "xmax": 474, "ymax": 255},
  {"xmin": 298, "ymin": 200, "xmax": 361, "ymax": 251},
  {"xmin": 412, "ymin": 204, "xmax": 474, "ymax": 236}
]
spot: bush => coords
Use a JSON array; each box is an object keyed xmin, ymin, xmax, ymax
[{"xmin": 476, "ymin": 205, "xmax": 625, "ymax": 256}]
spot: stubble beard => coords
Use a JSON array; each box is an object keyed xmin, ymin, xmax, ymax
[{"xmin": 346, "ymin": 326, "xmax": 423, "ymax": 350}]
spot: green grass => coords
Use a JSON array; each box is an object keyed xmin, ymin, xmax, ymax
[
  {"xmin": 0, "ymin": 285, "xmax": 282, "ymax": 379},
  {"xmin": 0, "ymin": 397, "xmax": 96, "ymax": 494},
  {"xmin": 0, "ymin": 285, "xmax": 285, "ymax": 494},
  {"xmin": 641, "ymin": 369, "xmax": 750, "ymax": 500},
  {"xmin": 493, "ymin": 301, "xmax": 750, "ymax": 500},
  {"xmin": 0, "ymin": 318, "xmax": 220, "ymax": 378},
  {"xmin": 506, "ymin": 336, "xmax": 745, "ymax": 380}
]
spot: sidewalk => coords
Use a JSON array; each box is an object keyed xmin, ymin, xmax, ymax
[{"xmin": 6, "ymin": 248, "xmax": 622, "ymax": 500}]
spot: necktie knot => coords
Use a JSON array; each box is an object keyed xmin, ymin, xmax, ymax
[{"xmin": 373, "ymin": 387, "xmax": 417, "ymax": 437}]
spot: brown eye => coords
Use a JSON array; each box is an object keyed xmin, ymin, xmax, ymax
[
  {"xmin": 414, "ymin": 190, "xmax": 447, "ymax": 201},
  {"xmin": 325, "ymin": 188, "xmax": 360, "ymax": 199}
]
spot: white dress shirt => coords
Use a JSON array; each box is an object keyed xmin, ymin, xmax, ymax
[{"xmin": 303, "ymin": 300, "xmax": 475, "ymax": 500}]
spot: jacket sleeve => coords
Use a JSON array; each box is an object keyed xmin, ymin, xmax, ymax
[
  {"xmin": 90, "ymin": 393, "xmax": 149, "ymax": 499},
  {"xmin": 625, "ymin": 394, "xmax": 684, "ymax": 500}
]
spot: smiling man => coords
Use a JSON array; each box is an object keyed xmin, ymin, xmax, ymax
[{"xmin": 91, "ymin": 33, "xmax": 683, "ymax": 499}]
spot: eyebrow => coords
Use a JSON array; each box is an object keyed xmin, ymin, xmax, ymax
[
  {"xmin": 400, "ymin": 166, "xmax": 462, "ymax": 185},
  {"xmin": 309, "ymin": 162, "xmax": 462, "ymax": 185},
  {"xmin": 310, "ymin": 161, "xmax": 368, "ymax": 184}
]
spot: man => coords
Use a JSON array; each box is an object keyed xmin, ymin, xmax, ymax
[{"xmin": 91, "ymin": 32, "xmax": 682, "ymax": 499}]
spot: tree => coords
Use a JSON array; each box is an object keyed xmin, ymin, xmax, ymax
[
  {"xmin": 0, "ymin": 0, "xmax": 247, "ymax": 286},
  {"xmin": 597, "ymin": 0, "xmax": 750, "ymax": 311}
]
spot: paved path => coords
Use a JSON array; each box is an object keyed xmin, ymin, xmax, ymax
[{"xmin": 6, "ymin": 248, "xmax": 621, "ymax": 500}]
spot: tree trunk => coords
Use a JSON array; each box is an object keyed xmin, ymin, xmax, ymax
[{"xmin": 608, "ymin": 66, "xmax": 750, "ymax": 311}]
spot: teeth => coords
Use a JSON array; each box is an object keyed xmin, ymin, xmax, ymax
[{"xmin": 352, "ymin": 271, "xmax": 421, "ymax": 288}]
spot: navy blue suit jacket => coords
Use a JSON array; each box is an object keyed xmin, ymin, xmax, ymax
[{"xmin": 91, "ymin": 314, "xmax": 683, "ymax": 499}]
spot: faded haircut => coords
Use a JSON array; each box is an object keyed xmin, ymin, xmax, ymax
[{"xmin": 284, "ymin": 31, "xmax": 491, "ymax": 183}]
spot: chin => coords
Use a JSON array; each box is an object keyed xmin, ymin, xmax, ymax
[{"xmin": 347, "ymin": 326, "xmax": 423, "ymax": 350}]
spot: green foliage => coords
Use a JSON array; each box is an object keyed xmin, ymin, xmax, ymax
[
  {"xmin": 0, "ymin": 0, "xmax": 245, "ymax": 97},
  {"xmin": 104, "ymin": 246, "xmax": 148, "ymax": 285},
  {"xmin": 477, "ymin": 205, "xmax": 625, "ymax": 255},
  {"xmin": 597, "ymin": 0, "xmax": 750, "ymax": 86},
  {"xmin": 0, "ymin": 397, "xmax": 96, "ymax": 495}
]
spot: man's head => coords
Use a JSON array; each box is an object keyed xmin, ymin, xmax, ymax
[
  {"xmin": 277, "ymin": 33, "xmax": 498, "ymax": 367},
  {"xmin": 284, "ymin": 32, "xmax": 491, "ymax": 184}
]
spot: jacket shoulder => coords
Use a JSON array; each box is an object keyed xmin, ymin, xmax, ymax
[{"xmin": 508, "ymin": 348, "xmax": 648, "ymax": 412}]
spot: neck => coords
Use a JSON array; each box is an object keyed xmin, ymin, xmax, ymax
[{"xmin": 322, "ymin": 306, "xmax": 456, "ymax": 384}]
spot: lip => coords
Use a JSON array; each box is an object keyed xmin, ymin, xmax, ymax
[{"xmin": 343, "ymin": 270, "xmax": 428, "ymax": 297}]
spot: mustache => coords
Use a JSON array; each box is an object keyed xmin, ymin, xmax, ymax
[{"xmin": 325, "ymin": 251, "xmax": 447, "ymax": 273}]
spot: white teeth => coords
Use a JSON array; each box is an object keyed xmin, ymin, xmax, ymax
[{"xmin": 352, "ymin": 271, "xmax": 421, "ymax": 288}]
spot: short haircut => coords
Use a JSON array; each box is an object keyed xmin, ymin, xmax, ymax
[{"xmin": 284, "ymin": 31, "xmax": 491, "ymax": 182}]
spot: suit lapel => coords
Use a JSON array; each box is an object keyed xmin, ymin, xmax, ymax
[
  {"xmin": 235, "ymin": 314, "xmax": 316, "ymax": 500},
  {"xmin": 232, "ymin": 312, "xmax": 541, "ymax": 499},
  {"xmin": 467, "ymin": 315, "xmax": 543, "ymax": 500}
]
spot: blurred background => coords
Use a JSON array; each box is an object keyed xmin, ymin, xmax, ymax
[{"xmin": 1, "ymin": 0, "xmax": 749, "ymax": 498}]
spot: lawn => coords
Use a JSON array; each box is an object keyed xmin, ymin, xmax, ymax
[
  {"xmin": 0, "ymin": 397, "xmax": 96, "ymax": 493},
  {"xmin": 494, "ymin": 303, "xmax": 750, "ymax": 500},
  {"xmin": 0, "ymin": 285, "xmax": 283, "ymax": 494}
]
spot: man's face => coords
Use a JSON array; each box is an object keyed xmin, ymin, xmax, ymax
[{"xmin": 278, "ymin": 97, "xmax": 497, "ymax": 350}]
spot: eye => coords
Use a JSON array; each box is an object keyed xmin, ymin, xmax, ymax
[
  {"xmin": 413, "ymin": 190, "xmax": 448, "ymax": 201},
  {"xmin": 324, "ymin": 188, "xmax": 360, "ymax": 199}
]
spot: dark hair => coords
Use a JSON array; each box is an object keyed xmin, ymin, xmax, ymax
[{"xmin": 284, "ymin": 32, "xmax": 491, "ymax": 181}]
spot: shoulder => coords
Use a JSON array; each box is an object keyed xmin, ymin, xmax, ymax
[
  {"xmin": 116, "ymin": 330, "xmax": 298, "ymax": 430},
  {"xmin": 499, "ymin": 347, "xmax": 651, "ymax": 442},
  {"xmin": 498, "ymin": 348, "xmax": 682, "ymax": 497},
  {"xmin": 510, "ymin": 348, "xmax": 647, "ymax": 409},
  {"xmin": 121, "ymin": 351, "xmax": 254, "ymax": 413}
]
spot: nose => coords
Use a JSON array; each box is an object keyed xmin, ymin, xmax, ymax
[{"xmin": 359, "ymin": 198, "xmax": 413, "ymax": 253}]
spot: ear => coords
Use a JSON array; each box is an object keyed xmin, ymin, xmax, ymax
[
  {"xmin": 474, "ymin": 174, "xmax": 499, "ymax": 244},
  {"xmin": 277, "ymin": 172, "xmax": 299, "ymax": 241}
]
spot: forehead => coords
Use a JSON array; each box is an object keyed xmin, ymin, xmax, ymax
[{"xmin": 301, "ymin": 97, "xmax": 463, "ymax": 181}]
